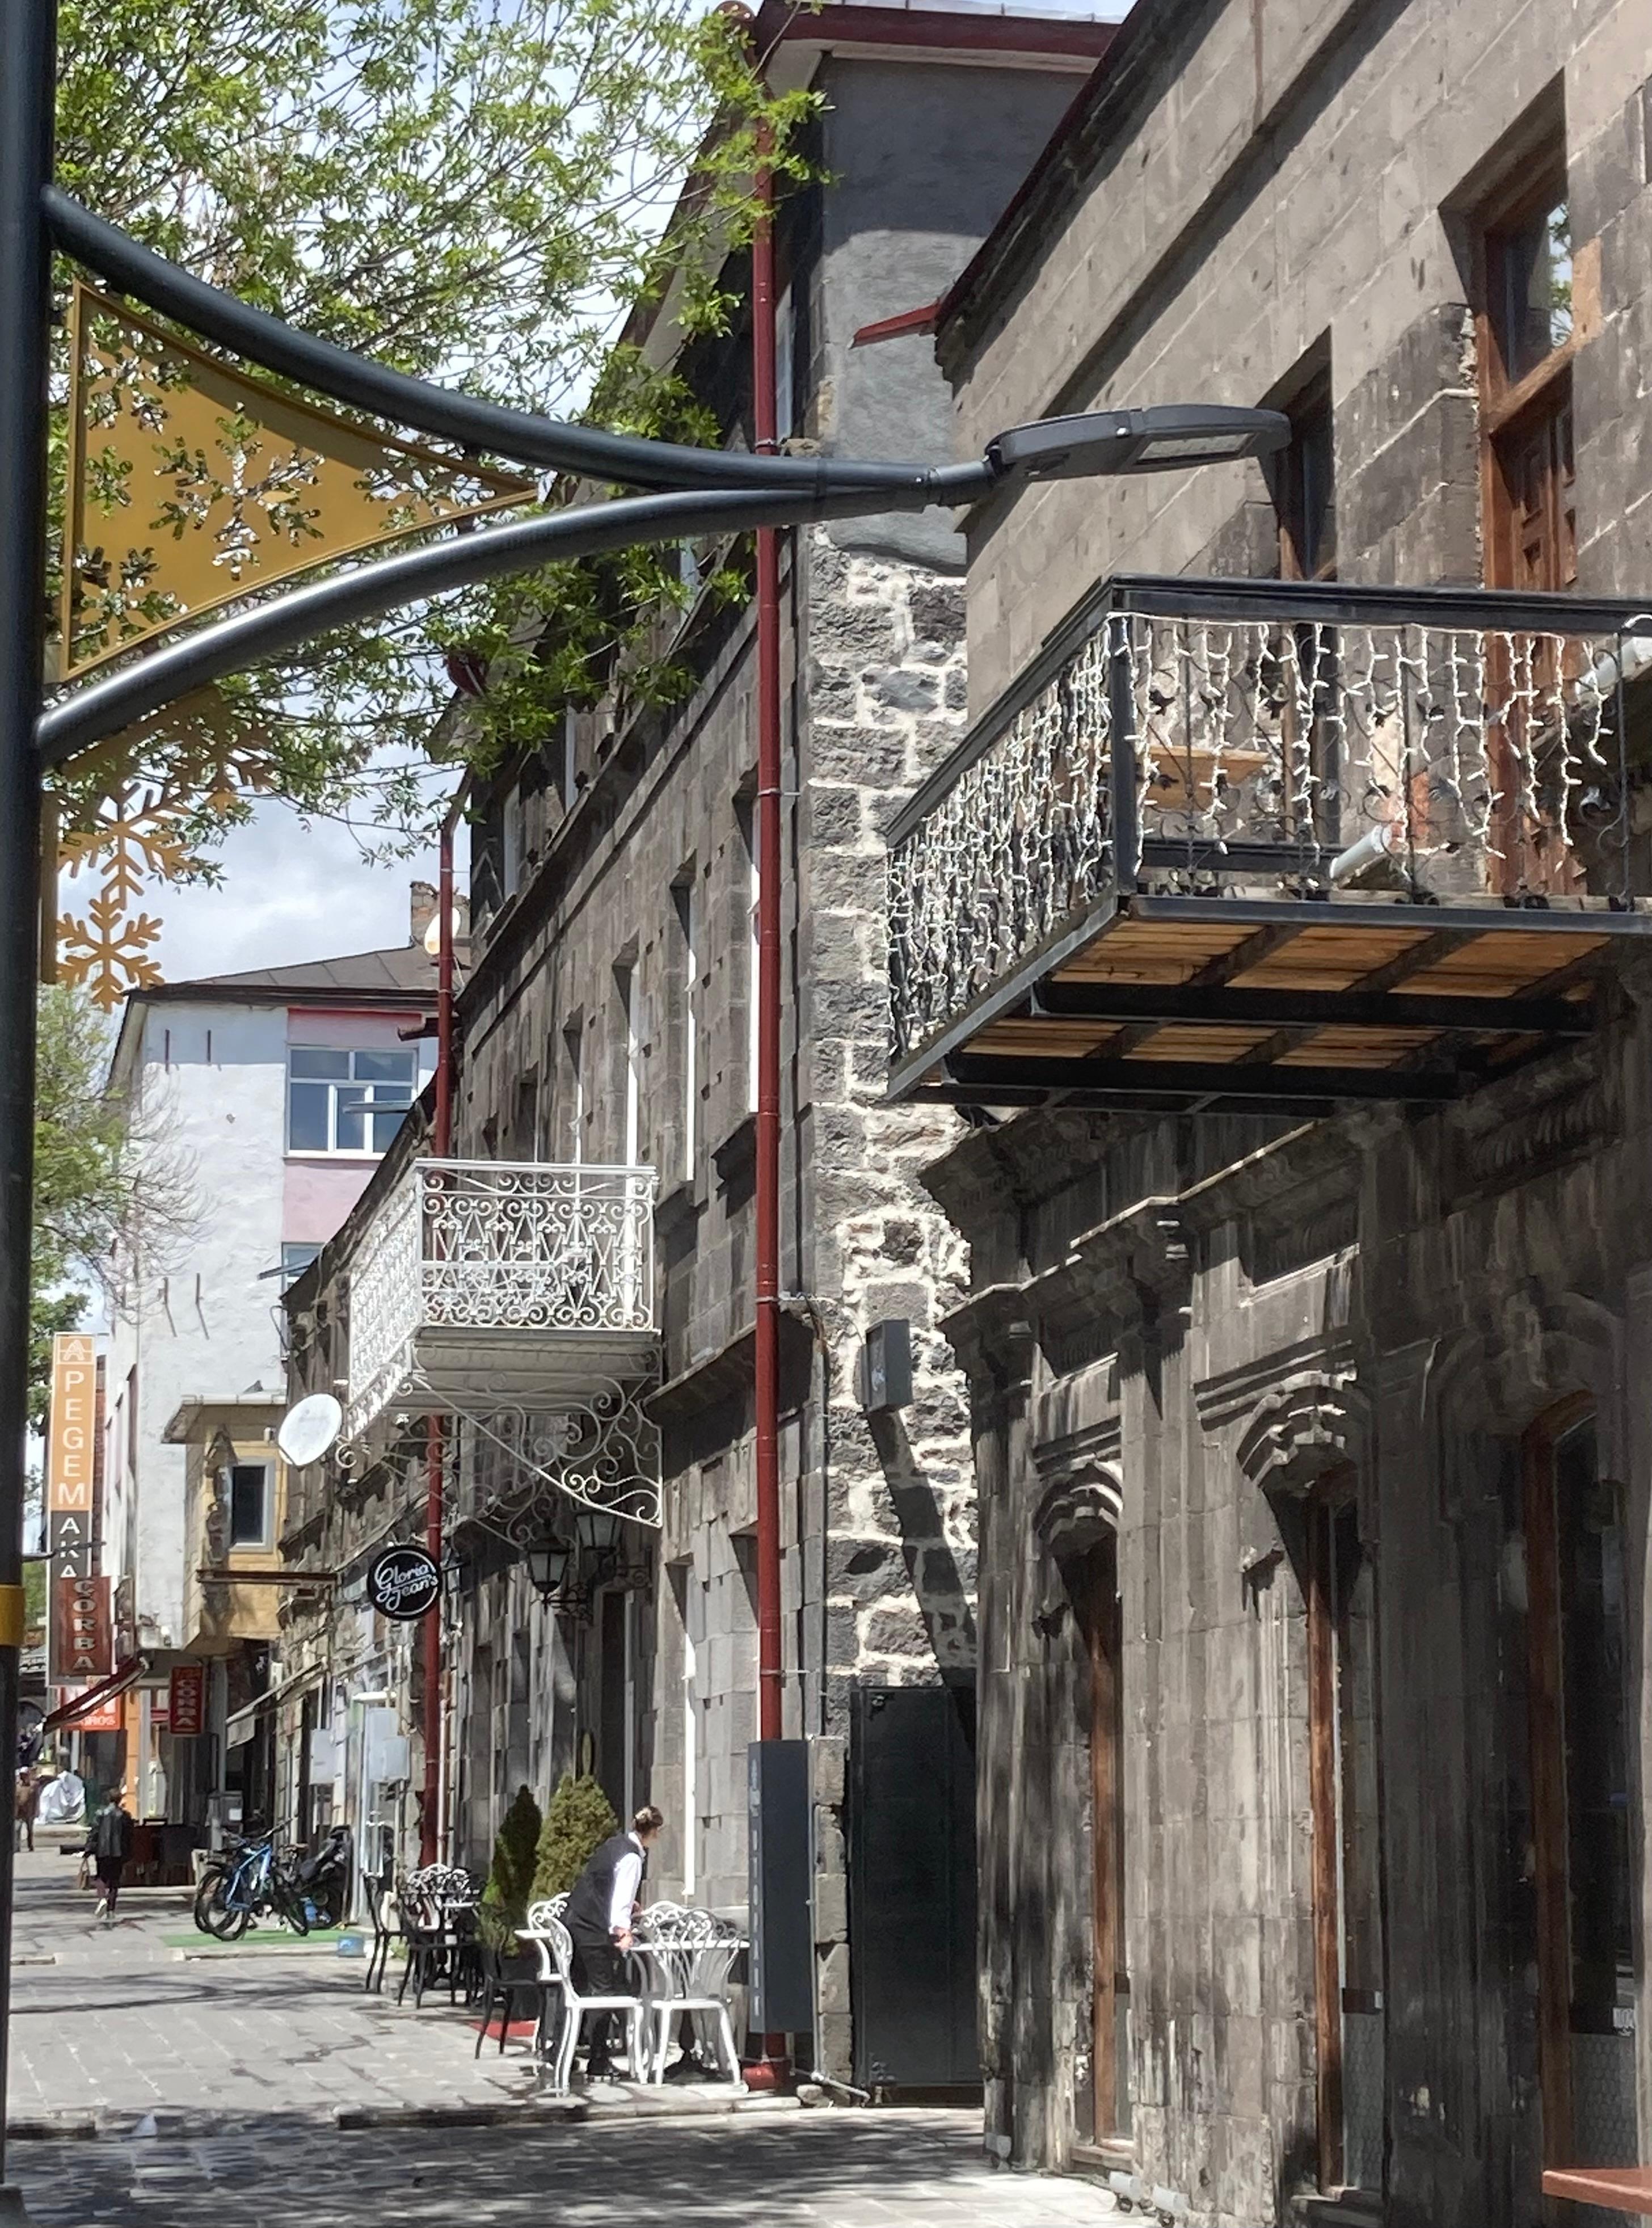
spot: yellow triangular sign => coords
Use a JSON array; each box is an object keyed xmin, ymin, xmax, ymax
[{"xmin": 61, "ymin": 281, "xmax": 534, "ymax": 678}]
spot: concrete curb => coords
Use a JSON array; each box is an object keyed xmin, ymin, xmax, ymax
[
  {"xmin": 174, "ymin": 1939, "xmax": 342, "ymax": 1960},
  {"xmin": 335, "ymin": 2091, "xmax": 800, "ymax": 2134},
  {"xmin": 7, "ymin": 2117, "xmax": 98, "ymax": 2141}
]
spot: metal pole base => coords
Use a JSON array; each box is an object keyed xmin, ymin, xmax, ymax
[{"xmin": 0, "ymin": 2182, "xmax": 33, "ymax": 2222}]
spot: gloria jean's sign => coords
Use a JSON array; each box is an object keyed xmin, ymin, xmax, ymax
[{"xmin": 366, "ymin": 1545, "xmax": 440, "ymax": 1622}]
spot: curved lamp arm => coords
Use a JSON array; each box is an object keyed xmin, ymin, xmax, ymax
[
  {"xmin": 37, "ymin": 467, "xmax": 996, "ymax": 767},
  {"xmin": 46, "ymin": 188, "xmax": 970, "ymax": 502}
]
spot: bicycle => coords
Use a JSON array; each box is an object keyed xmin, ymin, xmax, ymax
[{"xmin": 193, "ymin": 1824, "xmax": 310, "ymax": 1941}]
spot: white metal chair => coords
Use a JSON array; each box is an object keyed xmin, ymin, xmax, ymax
[
  {"xmin": 633, "ymin": 1902, "xmax": 744, "ymax": 2084},
  {"xmin": 520, "ymin": 1907, "xmax": 646, "ymax": 2092}
]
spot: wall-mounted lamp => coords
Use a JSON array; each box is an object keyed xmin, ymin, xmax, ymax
[{"xmin": 525, "ymin": 1533, "xmax": 574, "ymax": 1604}]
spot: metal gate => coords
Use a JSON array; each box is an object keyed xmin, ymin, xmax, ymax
[{"xmin": 848, "ymin": 1681, "xmax": 979, "ymax": 2092}]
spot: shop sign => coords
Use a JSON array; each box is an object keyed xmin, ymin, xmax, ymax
[
  {"xmin": 365, "ymin": 1545, "xmax": 439, "ymax": 1623},
  {"xmin": 51, "ymin": 1574, "xmax": 110, "ymax": 1680},
  {"xmin": 168, "ymin": 1663, "xmax": 206, "ymax": 1738}
]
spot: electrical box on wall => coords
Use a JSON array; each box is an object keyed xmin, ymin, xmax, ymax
[
  {"xmin": 747, "ymin": 1739, "xmax": 814, "ymax": 2033},
  {"xmin": 855, "ymin": 1319, "xmax": 912, "ymax": 1415}
]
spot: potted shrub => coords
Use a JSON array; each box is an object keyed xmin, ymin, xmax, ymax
[{"xmin": 533, "ymin": 1772, "xmax": 618, "ymax": 1903}]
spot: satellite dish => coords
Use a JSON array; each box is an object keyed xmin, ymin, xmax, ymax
[
  {"xmin": 276, "ymin": 1393, "xmax": 344, "ymax": 1468},
  {"xmin": 422, "ymin": 907, "xmax": 463, "ymax": 958}
]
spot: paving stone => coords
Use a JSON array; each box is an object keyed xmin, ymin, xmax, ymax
[{"xmin": 4, "ymin": 1851, "xmax": 1118, "ymax": 2228}]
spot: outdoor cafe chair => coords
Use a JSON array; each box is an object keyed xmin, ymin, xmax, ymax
[
  {"xmin": 518, "ymin": 1905, "xmax": 645, "ymax": 2094},
  {"xmin": 362, "ymin": 1867, "xmax": 395, "ymax": 1996},
  {"xmin": 633, "ymin": 1902, "xmax": 744, "ymax": 2084},
  {"xmin": 474, "ymin": 1893, "xmax": 566, "ymax": 2058},
  {"xmin": 397, "ymin": 1864, "xmax": 479, "ymax": 2009}
]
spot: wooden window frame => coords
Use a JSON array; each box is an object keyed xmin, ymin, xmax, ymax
[{"xmin": 1475, "ymin": 150, "xmax": 1575, "ymax": 588}]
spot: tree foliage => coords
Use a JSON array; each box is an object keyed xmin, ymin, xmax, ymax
[
  {"xmin": 50, "ymin": 0, "xmax": 814, "ymax": 846},
  {"xmin": 533, "ymin": 1770, "xmax": 620, "ymax": 1902}
]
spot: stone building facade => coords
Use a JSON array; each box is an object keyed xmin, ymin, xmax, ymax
[
  {"xmin": 894, "ymin": 0, "xmax": 1652, "ymax": 2218},
  {"xmin": 279, "ymin": 0, "xmax": 1114, "ymax": 2086},
  {"xmin": 449, "ymin": 17, "xmax": 1108, "ymax": 2082}
]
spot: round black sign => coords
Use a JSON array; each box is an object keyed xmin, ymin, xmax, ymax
[{"xmin": 366, "ymin": 1545, "xmax": 440, "ymax": 1621}]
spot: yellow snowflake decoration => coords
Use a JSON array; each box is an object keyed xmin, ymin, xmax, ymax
[
  {"xmin": 51, "ymin": 692, "xmax": 279, "ymax": 1009},
  {"xmin": 57, "ymin": 890, "xmax": 164, "ymax": 1010}
]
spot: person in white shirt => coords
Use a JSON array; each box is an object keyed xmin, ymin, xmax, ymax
[{"xmin": 563, "ymin": 1805, "xmax": 665, "ymax": 2079}]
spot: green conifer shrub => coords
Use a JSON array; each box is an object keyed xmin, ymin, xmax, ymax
[{"xmin": 533, "ymin": 1772, "xmax": 620, "ymax": 1902}]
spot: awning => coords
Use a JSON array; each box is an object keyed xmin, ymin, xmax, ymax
[
  {"xmin": 43, "ymin": 1655, "xmax": 148, "ymax": 1732},
  {"xmin": 223, "ymin": 1661, "xmax": 323, "ymax": 1747}
]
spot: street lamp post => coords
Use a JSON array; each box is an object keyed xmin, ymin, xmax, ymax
[
  {"xmin": 0, "ymin": 0, "xmax": 1289, "ymax": 2195},
  {"xmin": 0, "ymin": 0, "xmax": 60, "ymax": 2212}
]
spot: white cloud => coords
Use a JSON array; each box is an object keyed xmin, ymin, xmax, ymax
[{"xmin": 151, "ymin": 801, "xmax": 449, "ymax": 982}]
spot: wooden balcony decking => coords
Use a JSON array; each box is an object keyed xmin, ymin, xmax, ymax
[{"xmin": 887, "ymin": 578, "xmax": 1652, "ymax": 1114}]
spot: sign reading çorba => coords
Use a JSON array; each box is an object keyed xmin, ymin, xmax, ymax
[{"xmin": 365, "ymin": 1546, "xmax": 440, "ymax": 1623}]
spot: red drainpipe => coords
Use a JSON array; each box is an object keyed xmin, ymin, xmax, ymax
[
  {"xmin": 752, "ymin": 132, "xmax": 783, "ymax": 1755},
  {"xmin": 750, "ymin": 128, "xmax": 790, "ymax": 2084},
  {"xmin": 421, "ymin": 783, "xmax": 465, "ymax": 1864}
]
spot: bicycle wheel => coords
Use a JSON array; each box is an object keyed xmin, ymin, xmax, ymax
[
  {"xmin": 273, "ymin": 1873, "xmax": 310, "ymax": 1936},
  {"xmin": 194, "ymin": 1867, "xmax": 250, "ymax": 1941}
]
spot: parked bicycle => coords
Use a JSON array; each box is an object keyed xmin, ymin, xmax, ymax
[{"xmin": 193, "ymin": 1823, "xmax": 310, "ymax": 1941}]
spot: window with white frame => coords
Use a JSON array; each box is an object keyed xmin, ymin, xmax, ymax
[
  {"xmin": 617, "ymin": 962, "xmax": 642, "ymax": 1168},
  {"xmin": 287, "ymin": 1048, "xmax": 416, "ymax": 1155},
  {"xmin": 280, "ymin": 1241, "xmax": 322, "ymax": 1288},
  {"xmin": 228, "ymin": 1462, "xmax": 272, "ymax": 1548}
]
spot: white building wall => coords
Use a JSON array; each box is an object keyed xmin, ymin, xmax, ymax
[{"xmin": 109, "ymin": 1001, "xmax": 292, "ymax": 1647}]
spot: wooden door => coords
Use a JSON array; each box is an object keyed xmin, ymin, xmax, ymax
[
  {"xmin": 1073, "ymin": 1539, "xmax": 1127, "ymax": 2142},
  {"xmin": 1524, "ymin": 1407, "xmax": 1637, "ymax": 2178}
]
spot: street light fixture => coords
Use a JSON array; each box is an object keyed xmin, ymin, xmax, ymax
[
  {"xmin": 524, "ymin": 1534, "xmax": 574, "ymax": 1604},
  {"xmin": 990, "ymin": 405, "xmax": 1288, "ymax": 481}
]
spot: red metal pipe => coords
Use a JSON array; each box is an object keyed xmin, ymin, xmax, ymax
[
  {"xmin": 752, "ymin": 135, "xmax": 783, "ymax": 1753},
  {"xmin": 749, "ymin": 128, "xmax": 792, "ymax": 2088},
  {"xmin": 420, "ymin": 791, "xmax": 462, "ymax": 1864}
]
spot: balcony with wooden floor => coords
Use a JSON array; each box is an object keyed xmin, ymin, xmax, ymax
[{"xmin": 886, "ymin": 576, "xmax": 1652, "ymax": 1115}]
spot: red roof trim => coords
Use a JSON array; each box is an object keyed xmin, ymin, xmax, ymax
[{"xmin": 852, "ymin": 300, "xmax": 943, "ymax": 348}]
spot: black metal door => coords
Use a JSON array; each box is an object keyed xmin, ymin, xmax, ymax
[{"xmin": 849, "ymin": 1681, "xmax": 979, "ymax": 2091}]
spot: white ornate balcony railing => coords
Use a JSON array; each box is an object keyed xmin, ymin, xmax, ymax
[
  {"xmin": 886, "ymin": 576, "xmax": 1652, "ymax": 1080},
  {"xmin": 345, "ymin": 1159, "xmax": 657, "ymax": 1437}
]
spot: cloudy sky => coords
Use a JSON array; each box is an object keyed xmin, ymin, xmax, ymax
[{"xmin": 149, "ymin": 795, "xmax": 462, "ymax": 983}]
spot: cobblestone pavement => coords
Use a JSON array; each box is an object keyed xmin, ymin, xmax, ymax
[
  {"xmin": 10, "ymin": 2112, "xmax": 1126, "ymax": 2228},
  {"xmin": 4, "ymin": 1849, "xmax": 1120, "ymax": 2227},
  {"xmin": 6, "ymin": 1847, "xmax": 534, "ymax": 2126}
]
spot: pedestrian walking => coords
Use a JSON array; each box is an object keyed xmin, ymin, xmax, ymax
[
  {"xmin": 14, "ymin": 1767, "xmax": 38, "ymax": 1854},
  {"xmin": 562, "ymin": 1804, "xmax": 664, "ymax": 2080},
  {"xmin": 84, "ymin": 1791, "xmax": 134, "ymax": 1925}
]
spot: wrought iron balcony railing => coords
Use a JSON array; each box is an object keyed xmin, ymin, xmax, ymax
[
  {"xmin": 344, "ymin": 1159, "xmax": 658, "ymax": 1439},
  {"xmin": 887, "ymin": 576, "xmax": 1652, "ymax": 1113}
]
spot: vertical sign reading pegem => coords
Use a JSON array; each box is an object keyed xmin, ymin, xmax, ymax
[{"xmin": 44, "ymin": 1333, "xmax": 98, "ymax": 1688}]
